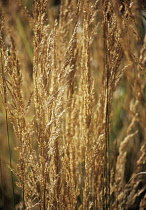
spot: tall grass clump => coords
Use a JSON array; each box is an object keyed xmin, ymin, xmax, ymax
[{"xmin": 0, "ymin": 0, "xmax": 146, "ymax": 209}]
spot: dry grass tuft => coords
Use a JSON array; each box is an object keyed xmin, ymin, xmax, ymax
[{"xmin": 0, "ymin": 0, "xmax": 146, "ymax": 209}]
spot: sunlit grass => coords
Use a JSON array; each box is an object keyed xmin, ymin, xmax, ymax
[{"xmin": 0, "ymin": 0, "xmax": 146, "ymax": 209}]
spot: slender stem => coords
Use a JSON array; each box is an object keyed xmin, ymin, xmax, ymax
[
  {"xmin": 1, "ymin": 52, "xmax": 15, "ymax": 208},
  {"xmin": 102, "ymin": 0, "xmax": 110, "ymax": 208}
]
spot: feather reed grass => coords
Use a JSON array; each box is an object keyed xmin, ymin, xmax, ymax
[{"xmin": 0, "ymin": 0, "xmax": 146, "ymax": 209}]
